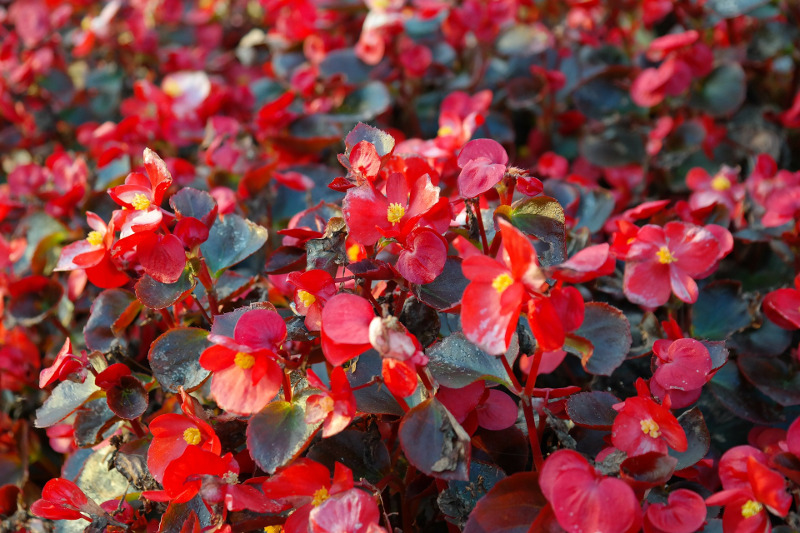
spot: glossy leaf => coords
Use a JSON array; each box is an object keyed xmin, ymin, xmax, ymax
[
  {"xmin": 566, "ymin": 391, "xmax": 620, "ymax": 429},
  {"xmin": 35, "ymin": 374, "xmax": 99, "ymax": 428},
  {"xmin": 738, "ymin": 356, "xmax": 800, "ymax": 406},
  {"xmin": 495, "ymin": 196, "xmax": 566, "ymax": 267},
  {"xmin": 571, "ymin": 303, "xmax": 632, "ymax": 376},
  {"xmin": 709, "ymin": 362, "xmax": 782, "ymax": 424},
  {"xmin": 413, "ymin": 257, "xmax": 469, "ymax": 311},
  {"xmin": 427, "ymin": 333, "xmax": 516, "ymax": 389},
  {"xmin": 691, "ymin": 281, "xmax": 753, "ymax": 341},
  {"xmin": 438, "ymin": 461, "xmax": 506, "ymax": 528},
  {"xmin": 668, "ymin": 407, "xmax": 711, "ymax": 470},
  {"xmin": 247, "ymin": 398, "xmax": 321, "ymax": 474},
  {"xmin": 463, "ymin": 472, "xmax": 548, "ymax": 533},
  {"xmin": 135, "ymin": 268, "xmax": 196, "ymax": 310},
  {"xmin": 148, "ymin": 328, "xmax": 212, "ymax": 393},
  {"xmin": 84, "ymin": 289, "xmax": 136, "ymax": 353},
  {"xmin": 200, "ymin": 214, "xmax": 268, "ymax": 277}
]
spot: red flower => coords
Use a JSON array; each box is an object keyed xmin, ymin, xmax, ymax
[
  {"xmin": 38, "ymin": 339, "xmax": 88, "ymax": 389},
  {"xmin": 30, "ymin": 478, "xmax": 104, "ymax": 522},
  {"xmin": 143, "ymin": 446, "xmax": 239, "ymax": 504},
  {"xmin": 457, "ymin": 138, "xmax": 509, "ymax": 198},
  {"xmin": 199, "ymin": 309, "xmax": 286, "ymax": 415},
  {"xmin": 108, "ymin": 148, "xmax": 173, "ymax": 210},
  {"xmin": 287, "ymin": 269, "xmax": 337, "ymax": 331},
  {"xmin": 368, "ymin": 316, "xmax": 428, "ymax": 397},
  {"xmin": 643, "ymin": 489, "xmax": 706, "ymax": 533},
  {"xmin": 320, "ymin": 293, "xmax": 375, "ymax": 367},
  {"xmin": 551, "ymin": 243, "xmax": 616, "ymax": 284},
  {"xmin": 461, "ymin": 219, "xmax": 547, "ymax": 355},
  {"xmin": 540, "ymin": 449, "xmax": 642, "ymax": 533},
  {"xmin": 147, "ymin": 392, "xmax": 221, "ymax": 483},
  {"xmin": 309, "ymin": 488, "xmax": 387, "ymax": 533},
  {"xmin": 305, "ymin": 367, "xmax": 357, "ymax": 438},
  {"xmin": 623, "ymin": 221, "xmax": 722, "ymax": 308},
  {"xmin": 762, "ymin": 274, "xmax": 800, "ymax": 330},
  {"xmin": 437, "ymin": 381, "xmax": 518, "ymax": 434},
  {"xmin": 649, "ymin": 338, "xmax": 712, "ymax": 408},
  {"xmin": 611, "ymin": 379, "xmax": 687, "ymax": 457},
  {"xmin": 706, "ymin": 446, "xmax": 792, "ymax": 533},
  {"xmin": 686, "ymin": 165, "xmax": 745, "ymax": 219}
]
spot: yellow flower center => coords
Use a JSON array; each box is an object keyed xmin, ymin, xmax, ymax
[
  {"xmin": 311, "ymin": 486, "xmax": 329, "ymax": 507},
  {"xmin": 163, "ymin": 79, "xmax": 183, "ymax": 98},
  {"xmin": 182, "ymin": 427, "xmax": 201, "ymax": 445},
  {"xmin": 234, "ymin": 352, "xmax": 255, "ymax": 370},
  {"xmin": 741, "ymin": 500, "xmax": 763, "ymax": 518},
  {"xmin": 222, "ymin": 471, "xmax": 239, "ymax": 484},
  {"xmin": 131, "ymin": 193, "xmax": 151, "ymax": 210},
  {"xmin": 437, "ymin": 125, "xmax": 454, "ymax": 137},
  {"xmin": 264, "ymin": 527, "xmax": 283, "ymax": 533},
  {"xmin": 347, "ymin": 244, "xmax": 361, "ymax": 262},
  {"xmin": 86, "ymin": 231, "xmax": 104, "ymax": 246},
  {"xmin": 491, "ymin": 273, "xmax": 514, "ymax": 294},
  {"xmin": 297, "ymin": 290, "xmax": 316, "ymax": 308},
  {"xmin": 640, "ymin": 418, "xmax": 661, "ymax": 438},
  {"xmin": 656, "ymin": 246, "xmax": 677, "ymax": 264},
  {"xmin": 387, "ymin": 202, "xmax": 406, "ymax": 224},
  {"xmin": 710, "ymin": 174, "xmax": 731, "ymax": 191}
]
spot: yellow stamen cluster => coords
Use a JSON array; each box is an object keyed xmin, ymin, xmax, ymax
[
  {"xmin": 710, "ymin": 174, "xmax": 731, "ymax": 191},
  {"xmin": 347, "ymin": 244, "xmax": 361, "ymax": 263},
  {"xmin": 491, "ymin": 273, "xmax": 514, "ymax": 295},
  {"xmin": 163, "ymin": 79, "xmax": 183, "ymax": 98},
  {"xmin": 656, "ymin": 246, "xmax": 677, "ymax": 265},
  {"xmin": 741, "ymin": 500, "xmax": 763, "ymax": 518},
  {"xmin": 222, "ymin": 471, "xmax": 239, "ymax": 485},
  {"xmin": 182, "ymin": 427, "xmax": 201, "ymax": 446},
  {"xmin": 297, "ymin": 290, "xmax": 316, "ymax": 308},
  {"xmin": 264, "ymin": 527, "xmax": 283, "ymax": 533},
  {"xmin": 387, "ymin": 202, "xmax": 405, "ymax": 224},
  {"xmin": 640, "ymin": 419, "xmax": 661, "ymax": 438},
  {"xmin": 437, "ymin": 125, "xmax": 454, "ymax": 137},
  {"xmin": 86, "ymin": 231, "xmax": 104, "ymax": 246},
  {"xmin": 131, "ymin": 193, "xmax": 151, "ymax": 211},
  {"xmin": 234, "ymin": 352, "xmax": 255, "ymax": 370},
  {"xmin": 311, "ymin": 487, "xmax": 330, "ymax": 507}
]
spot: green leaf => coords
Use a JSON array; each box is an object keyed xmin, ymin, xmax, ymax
[
  {"xmin": 200, "ymin": 214, "xmax": 268, "ymax": 277},
  {"xmin": 580, "ymin": 127, "xmax": 645, "ymax": 168},
  {"xmin": 691, "ymin": 281, "xmax": 754, "ymax": 341},
  {"xmin": 427, "ymin": 333, "xmax": 516, "ymax": 389},
  {"xmin": 148, "ymin": 328, "xmax": 212, "ymax": 393},
  {"xmin": 738, "ymin": 357, "xmax": 800, "ymax": 406},
  {"xmin": 247, "ymin": 397, "xmax": 321, "ymax": 474},
  {"xmin": 169, "ymin": 187, "xmax": 217, "ymax": 226},
  {"xmin": 571, "ymin": 303, "xmax": 632, "ymax": 376},
  {"xmin": 35, "ymin": 373, "xmax": 100, "ymax": 428},
  {"xmin": 691, "ymin": 64, "xmax": 746, "ymax": 117},
  {"xmin": 463, "ymin": 472, "xmax": 547, "ymax": 533},
  {"xmin": 708, "ymin": 362, "xmax": 783, "ymax": 424},
  {"xmin": 399, "ymin": 398, "xmax": 471, "ymax": 481},
  {"xmin": 707, "ymin": 0, "xmax": 769, "ymax": 17},
  {"xmin": 135, "ymin": 268, "xmax": 196, "ymax": 310},
  {"xmin": 668, "ymin": 408, "xmax": 710, "ymax": 470},
  {"xmin": 438, "ymin": 461, "xmax": 506, "ymax": 528},
  {"xmin": 565, "ymin": 391, "xmax": 620, "ymax": 429},
  {"xmin": 495, "ymin": 196, "xmax": 566, "ymax": 267}
]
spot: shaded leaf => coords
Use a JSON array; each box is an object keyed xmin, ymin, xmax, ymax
[
  {"xmin": 74, "ymin": 398, "xmax": 117, "ymax": 447},
  {"xmin": 148, "ymin": 328, "xmax": 212, "ymax": 393},
  {"xmin": 691, "ymin": 281, "xmax": 753, "ymax": 341},
  {"xmin": 169, "ymin": 188, "xmax": 217, "ymax": 227},
  {"xmin": 159, "ymin": 496, "xmax": 212, "ymax": 533},
  {"xmin": 691, "ymin": 64, "xmax": 746, "ymax": 117},
  {"xmin": 580, "ymin": 127, "xmax": 645, "ymax": 168},
  {"xmin": 399, "ymin": 398, "xmax": 471, "ymax": 481},
  {"xmin": 307, "ymin": 429, "xmax": 391, "ymax": 484},
  {"xmin": 427, "ymin": 333, "xmax": 516, "ymax": 389},
  {"xmin": 247, "ymin": 398, "xmax": 321, "ymax": 474},
  {"xmin": 35, "ymin": 373, "xmax": 99, "ymax": 428},
  {"xmin": 708, "ymin": 0, "xmax": 770, "ymax": 18},
  {"xmin": 264, "ymin": 246, "xmax": 306, "ymax": 275},
  {"xmin": 84, "ymin": 289, "xmax": 136, "ymax": 353},
  {"xmin": 463, "ymin": 472, "xmax": 547, "ymax": 533},
  {"xmin": 106, "ymin": 375, "xmax": 148, "ymax": 420},
  {"xmin": 708, "ymin": 362, "xmax": 783, "ymax": 424},
  {"xmin": 200, "ymin": 214, "xmax": 268, "ymax": 277},
  {"xmin": 438, "ymin": 461, "xmax": 506, "ymax": 528},
  {"xmin": 413, "ymin": 257, "xmax": 469, "ymax": 310},
  {"xmin": 135, "ymin": 268, "xmax": 196, "ymax": 310},
  {"xmin": 566, "ymin": 391, "xmax": 619, "ymax": 429},
  {"xmin": 668, "ymin": 407, "xmax": 711, "ymax": 470},
  {"xmin": 8, "ymin": 276, "xmax": 63, "ymax": 326},
  {"xmin": 572, "ymin": 303, "xmax": 632, "ymax": 376},
  {"xmin": 738, "ymin": 357, "xmax": 800, "ymax": 406}
]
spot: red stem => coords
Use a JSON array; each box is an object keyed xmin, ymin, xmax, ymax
[
  {"xmin": 282, "ymin": 370, "xmax": 293, "ymax": 403},
  {"xmin": 471, "ymin": 199, "xmax": 491, "ymax": 254}
]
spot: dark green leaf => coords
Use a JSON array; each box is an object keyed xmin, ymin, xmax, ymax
[
  {"xmin": 438, "ymin": 461, "xmax": 506, "ymax": 528},
  {"xmin": 200, "ymin": 214, "xmax": 268, "ymax": 277},
  {"xmin": 463, "ymin": 472, "xmax": 547, "ymax": 533},
  {"xmin": 738, "ymin": 357, "xmax": 800, "ymax": 406},
  {"xmin": 148, "ymin": 328, "xmax": 212, "ymax": 393},
  {"xmin": 399, "ymin": 398, "xmax": 471, "ymax": 481},
  {"xmin": 668, "ymin": 407, "xmax": 711, "ymax": 470},
  {"xmin": 575, "ymin": 187, "xmax": 615, "ymax": 233},
  {"xmin": 427, "ymin": 333, "xmax": 516, "ymax": 389},
  {"xmin": 691, "ymin": 281, "xmax": 754, "ymax": 341},
  {"xmin": 307, "ymin": 429, "xmax": 391, "ymax": 484},
  {"xmin": 580, "ymin": 127, "xmax": 645, "ymax": 168},
  {"xmin": 708, "ymin": 362, "xmax": 783, "ymax": 424},
  {"xmin": 84, "ymin": 289, "xmax": 136, "ymax": 353},
  {"xmin": 691, "ymin": 64, "xmax": 746, "ymax": 117},
  {"xmin": 169, "ymin": 188, "xmax": 217, "ymax": 226},
  {"xmin": 566, "ymin": 391, "xmax": 619, "ymax": 429},
  {"xmin": 247, "ymin": 398, "xmax": 321, "ymax": 474},
  {"xmin": 35, "ymin": 374, "xmax": 99, "ymax": 428},
  {"xmin": 135, "ymin": 268, "xmax": 196, "ymax": 310},
  {"xmin": 413, "ymin": 257, "xmax": 469, "ymax": 310},
  {"xmin": 572, "ymin": 303, "xmax": 632, "ymax": 376},
  {"xmin": 496, "ymin": 196, "xmax": 566, "ymax": 267}
]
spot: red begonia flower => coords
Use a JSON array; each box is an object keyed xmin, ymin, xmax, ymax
[
  {"xmin": 651, "ymin": 338, "xmax": 712, "ymax": 392},
  {"xmin": 136, "ymin": 232, "xmax": 186, "ymax": 284},
  {"xmin": 39, "ymin": 338, "xmax": 88, "ymax": 389},
  {"xmin": 287, "ymin": 269, "xmax": 337, "ymax": 331},
  {"xmin": 612, "ymin": 380, "xmax": 687, "ymax": 457},
  {"xmin": 762, "ymin": 274, "xmax": 800, "ymax": 330},
  {"xmin": 457, "ymin": 138, "xmax": 509, "ymax": 198},
  {"xmin": 143, "ymin": 446, "xmax": 238, "ymax": 504},
  {"xmin": 643, "ymin": 489, "xmax": 706, "ymax": 533},
  {"xmin": 320, "ymin": 293, "xmax": 375, "ymax": 366},
  {"xmin": 308, "ymin": 488, "xmax": 387, "ymax": 533},
  {"xmin": 461, "ymin": 219, "xmax": 547, "ymax": 355},
  {"xmin": 199, "ymin": 309, "xmax": 286, "ymax": 415},
  {"xmin": 623, "ymin": 221, "xmax": 721, "ymax": 308},
  {"xmin": 30, "ymin": 478, "xmax": 104, "ymax": 522},
  {"xmin": 540, "ymin": 449, "xmax": 642, "ymax": 533},
  {"xmin": 305, "ymin": 367, "xmax": 357, "ymax": 438},
  {"xmin": 368, "ymin": 315, "xmax": 428, "ymax": 398},
  {"xmin": 551, "ymin": 243, "xmax": 616, "ymax": 284},
  {"xmin": 55, "ymin": 212, "xmax": 113, "ymax": 272}
]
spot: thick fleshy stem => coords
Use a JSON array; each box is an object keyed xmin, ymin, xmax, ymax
[
  {"xmin": 470, "ymin": 198, "xmax": 491, "ymax": 253},
  {"xmin": 282, "ymin": 370, "xmax": 293, "ymax": 403},
  {"xmin": 500, "ymin": 352, "xmax": 522, "ymax": 395},
  {"xmin": 522, "ymin": 347, "xmax": 546, "ymax": 471},
  {"xmin": 195, "ymin": 257, "xmax": 219, "ymax": 317}
]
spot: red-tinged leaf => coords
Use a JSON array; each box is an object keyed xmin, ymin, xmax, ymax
[
  {"xmin": 413, "ymin": 256, "xmax": 469, "ymax": 311},
  {"xmin": 137, "ymin": 233, "xmax": 186, "ymax": 284},
  {"xmin": 570, "ymin": 303, "xmax": 631, "ymax": 376},
  {"xmin": 8, "ymin": 275, "xmax": 63, "ymax": 326},
  {"xmin": 347, "ymin": 258, "xmax": 396, "ymax": 280},
  {"xmin": 495, "ymin": 196, "xmax": 567, "ymax": 267},
  {"xmin": 566, "ymin": 391, "xmax": 620, "ymax": 430},
  {"xmin": 149, "ymin": 328, "xmax": 212, "ymax": 393},
  {"xmin": 135, "ymin": 267, "xmax": 196, "ymax": 310},
  {"xmin": 344, "ymin": 122, "xmax": 395, "ymax": 157},
  {"xmin": 169, "ymin": 188, "xmax": 218, "ymax": 227},
  {"xmin": 106, "ymin": 375, "xmax": 148, "ymax": 420},
  {"xmin": 620, "ymin": 452, "xmax": 677, "ymax": 487},
  {"xmin": 463, "ymin": 472, "xmax": 548, "ymax": 533},
  {"xmin": 399, "ymin": 398, "xmax": 471, "ymax": 481},
  {"xmin": 247, "ymin": 399, "xmax": 321, "ymax": 475},
  {"xmin": 265, "ymin": 246, "xmax": 307, "ymax": 274},
  {"xmin": 668, "ymin": 408, "xmax": 711, "ymax": 470}
]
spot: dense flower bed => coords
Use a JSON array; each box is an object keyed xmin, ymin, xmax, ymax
[{"xmin": 1, "ymin": 0, "xmax": 800, "ymax": 532}]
